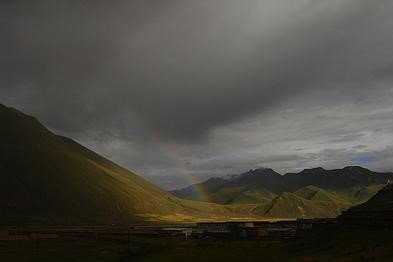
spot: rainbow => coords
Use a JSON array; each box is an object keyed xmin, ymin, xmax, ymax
[
  {"xmin": 126, "ymin": 112, "xmax": 214, "ymax": 203},
  {"xmin": 161, "ymin": 142, "xmax": 215, "ymax": 203}
]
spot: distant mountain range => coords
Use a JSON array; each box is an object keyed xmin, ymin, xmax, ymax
[{"xmin": 172, "ymin": 167, "xmax": 393, "ymax": 218}]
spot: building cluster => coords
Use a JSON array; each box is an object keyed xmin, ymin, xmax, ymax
[
  {"xmin": 193, "ymin": 220, "xmax": 306, "ymax": 239},
  {"xmin": 155, "ymin": 227, "xmax": 193, "ymax": 238},
  {"xmin": 157, "ymin": 219, "xmax": 336, "ymax": 240},
  {"xmin": 0, "ymin": 219, "xmax": 339, "ymax": 242},
  {"xmin": 0, "ymin": 228, "xmax": 59, "ymax": 241}
]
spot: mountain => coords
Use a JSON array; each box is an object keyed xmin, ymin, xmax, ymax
[
  {"xmin": 173, "ymin": 168, "xmax": 284, "ymax": 202},
  {"xmin": 253, "ymin": 191, "xmax": 348, "ymax": 218},
  {"xmin": 343, "ymin": 183, "xmax": 393, "ymax": 213},
  {"xmin": 249, "ymin": 185, "xmax": 371, "ymax": 218},
  {"xmin": 0, "ymin": 104, "xmax": 186, "ymax": 224},
  {"xmin": 0, "ymin": 104, "xmax": 262, "ymax": 225},
  {"xmin": 339, "ymin": 183, "xmax": 393, "ymax": 226},
  {"xmin": 3, "ymin": 103, "xmax": 390, "ymax": 223},
  {"xmin": 283, "ymin": 166, "xmax": 393, "ymax": 190},
  {"xmin": 172, "ymin": 167, "xmax": 392, "ymax": 218},
  {"xmin": 172, "ymin": 167, "xmax": 393, "ymax": 204},
  {"xmin": 294, "ymin": 185, "xmax": 341, "ymax": 202}
]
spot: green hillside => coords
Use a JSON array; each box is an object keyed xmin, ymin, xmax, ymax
[
  {"xmin": 294, "ymin": 185, "xmax": 338, "ymax": 201},
  {"xmin": 173, "ymin": 167, "xmax": 392, "ymax": 219},
  {"xmin": 253, "ymin": 191, "xmax": 351, "ymax": 218},
  {"xmin": 344, "ymin": 183, "xmax": 393, "ymax": 212},
  {"xmin": 0, "ymin": 104, "xmax": 263, "ymax": 225},
  {"xmin": 252, "ymin": 185, "xmax": 387, "ymax": 219},
  {"xmin": 327, "ymin": 184, "xmax": 385, "ymax": 206},
  {"xmin": 173, "ymin": 167, "xmax": 393, "ymax": 204},
  {"xmin": 0, "ymin": 105, "xmax": 186, "ymax": 224},
  {"xmin": 209, "ymin": 187, "xmax": 277, "ymax": 205},
  {"xmin": 232, "ymin": 189, "xmax": 277, "ymax": 204}
]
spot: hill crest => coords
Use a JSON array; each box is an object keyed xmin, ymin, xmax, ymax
[{"xmin": 0, "ymin": 104, "xmax": 264, "ymax": 225}]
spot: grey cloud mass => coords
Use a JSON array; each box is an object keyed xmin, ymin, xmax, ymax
[{"xmin": 2, "ymin": 1, "xmax": 393, "ymax": 189}]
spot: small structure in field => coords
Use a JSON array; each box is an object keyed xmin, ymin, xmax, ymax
[
  {"xmin": 0, "ymin": 228, "xmax": 59, "ymax": 241},
  {"xmin": 30, "ymin": 232, "xmax": 59, "ymax": 240},
  {"xmin": 0, "ymin": 228, "xmax": 30, "ymax": 241},
  {"xmin": 156, "ymin": 227, "xmax": 192, "ymax": 238}
]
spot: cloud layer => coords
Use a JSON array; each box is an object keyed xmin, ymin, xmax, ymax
[{"xmin": 2, "ymin": 1, "xmax": 393, "ymax": 189}]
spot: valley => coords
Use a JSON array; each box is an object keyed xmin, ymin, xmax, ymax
[{"xmin": 1, "ymin": 104, "xmax": 391, "ymax": 224}]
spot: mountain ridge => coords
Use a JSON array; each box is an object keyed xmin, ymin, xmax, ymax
[
  {"xmin": 0, "ymin": 104, "xmax": 265, "ymax": 225},
  {"xmin": 172, "ymin": 166, "xmax": 393, "ymax": 200},
  {"xmin": 171, "ymin": 165, "xmax": 392, "ymax": 219}
]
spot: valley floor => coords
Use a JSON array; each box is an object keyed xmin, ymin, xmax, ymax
[{"xmin": 1, "ymin": 225, "xmax": 393, "ymax": 262}]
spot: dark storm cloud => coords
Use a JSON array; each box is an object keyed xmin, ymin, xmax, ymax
[
  {"xmin": 2, "ymin": 1, "xmax": 393, "ymax": 188},
  {"xmin": 2, "ymin": 0, "xmax": 393, "ymax": 141}
]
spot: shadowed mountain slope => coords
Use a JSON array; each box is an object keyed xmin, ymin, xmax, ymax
[
  {"xmin": 0, "ymin": 104, "xmax": 262, "ymax": 225},
  {"xmin": 338, "ymin": 183, "xmax": 393, "ymax": 226},
  {"xmin": 345, "ymin": 183, "xmax": 393, "ymax": 212},
  {"xmin": 0, "ymin": 104, "xmax": 198, "ymax": 224}
]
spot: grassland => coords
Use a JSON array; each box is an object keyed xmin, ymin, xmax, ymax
[{"xmin": 1, "ymin": 226, "xmax": 393, "ymax": 262}]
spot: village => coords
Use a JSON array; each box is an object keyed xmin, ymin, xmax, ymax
[
  {"xmin": 1, "ymin": 210, "xmax": 392, "ymax": 262},
  {"xmin": 0, "ymin": 218, "xmax": 337, "ymax": 242},
  {"xmin": 155, "ymin": 218, "xmax": 336, "ymax": 239}
]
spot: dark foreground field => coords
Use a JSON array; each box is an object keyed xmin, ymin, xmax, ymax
[{"xmin": 1, "ymin": 226, "xmax": 393, "ymax": 262}]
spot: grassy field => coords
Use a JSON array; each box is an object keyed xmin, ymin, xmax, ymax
[{"xmin": 1, "ymin": 226, "xmax": 393, "ymax": 262}]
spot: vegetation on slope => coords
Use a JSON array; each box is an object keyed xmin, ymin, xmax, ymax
[
  {"xmin": 174, "ymin": 167, "xmax": 393, "ymax": 203},
  {"xmin": 208, "ymin": 187, "xmax": 277, "ymax": 205},
  {"xmin": 0, "ymin": 104, "xmax": 198, "ymax": 224},
  {"xmin": 345, "ymin": 183, "xmax": 393, "ymax": 212},
  {"xmin": 173, "ymin": 167, "xmax": 393, "ymax": 218},
  {"xmin": 253, "ymin": 191, "xmax": 348, "ymax": 218},
  {"xmin": 0, "ymin": 104, "xmax": 261, "ymax": 224}
]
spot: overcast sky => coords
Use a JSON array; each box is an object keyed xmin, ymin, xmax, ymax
[{"xmin": 2, "ymin": 0, "xmax": 393, "ymax": 189}]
